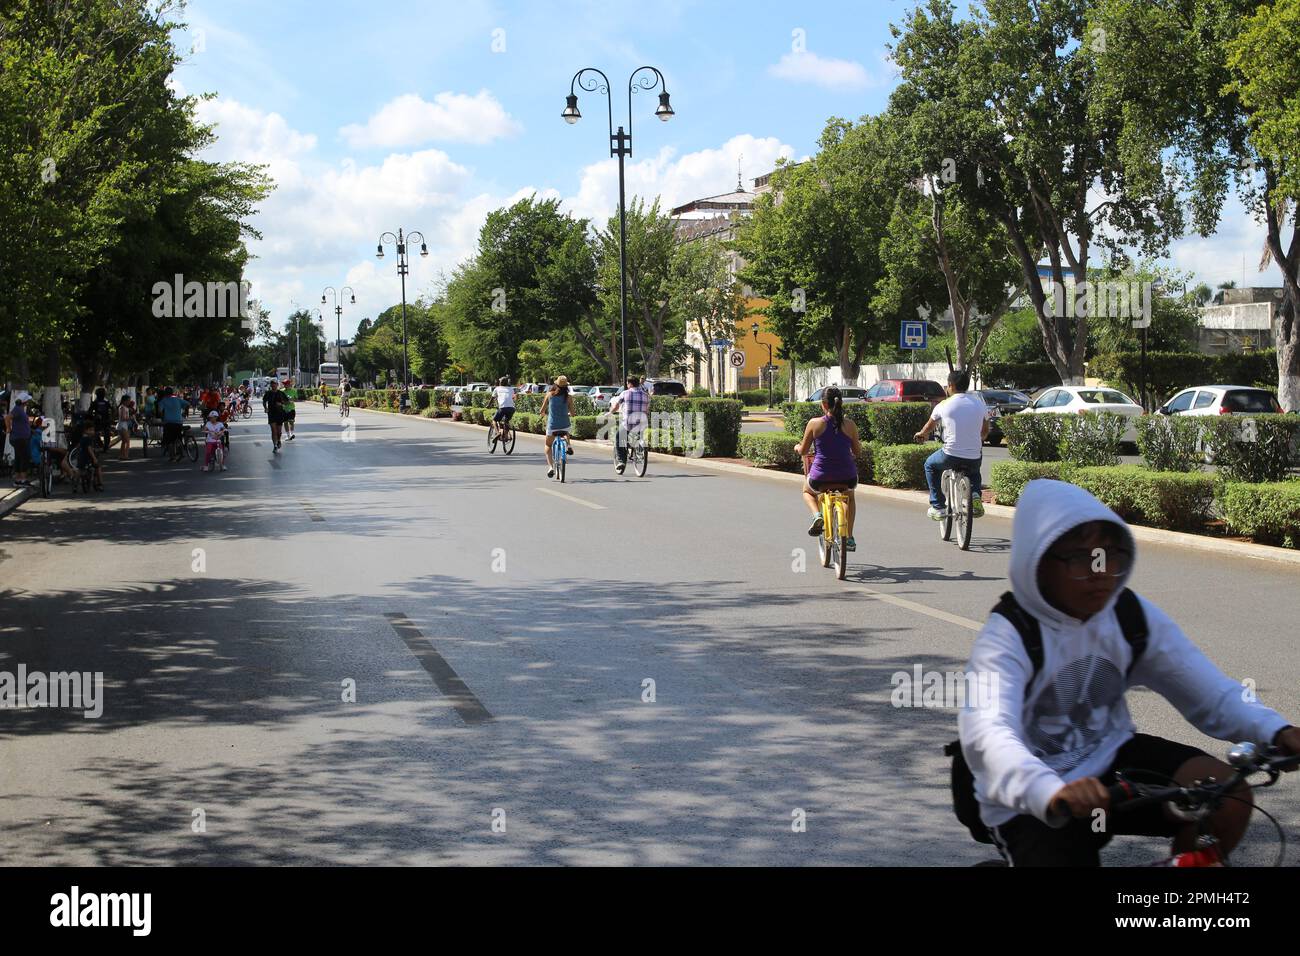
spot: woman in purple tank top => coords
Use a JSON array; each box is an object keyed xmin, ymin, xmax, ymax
[{"xmin": 794, "ymin": 385, "xmax": 862, "ymax": 551}]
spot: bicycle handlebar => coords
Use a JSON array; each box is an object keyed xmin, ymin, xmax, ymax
[{"xmin": 1108, "ymin": 749, "xmax": 1300, "ymax": 814}]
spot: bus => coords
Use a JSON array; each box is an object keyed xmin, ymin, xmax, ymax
[{"xmin": 319, "ymin": 363, "xmax": 344, "ymax": 388}]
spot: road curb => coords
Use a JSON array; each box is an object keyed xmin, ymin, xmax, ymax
[
  {"xmin": 0, "ymin": 484, "xmax": 34, "ymax": 519},
  {"xmin": 353, "ymin": 406, "xmax": 1300, "ymax": 568}
]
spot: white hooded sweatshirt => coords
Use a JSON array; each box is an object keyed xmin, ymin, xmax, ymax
[{"xmin": 958, "ymin": 479, "xmax": 1288, "ymax": 829}]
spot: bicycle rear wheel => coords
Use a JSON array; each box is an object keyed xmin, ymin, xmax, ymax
[
  {"xmin": 633, "ymin": 439, "xmax": 647, "ymax": 477},
  {"xmin": 557, "ymin": 443, "xmax": 566, "ymax": 482},
  {"xmin": 955, "ymin": 474, "xmax": 973, "ymax": 550},
  {"xmin": 818, "ymin": 499, "xmax": 833, "ymax": 568},
  {"xmin": 40, "ymin": 457, "xmax": 53, "ymax": 498},
  {"xmin": 503, "ymin": 426, "xmax": 516, "ymax": 455}
]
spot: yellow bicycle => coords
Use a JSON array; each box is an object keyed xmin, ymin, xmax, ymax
[{"xmin": 804, "ymin": 456, "xmax": 851, "ymax": 580}]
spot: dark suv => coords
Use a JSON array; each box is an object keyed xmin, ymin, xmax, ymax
[
  {"xmin": 643, "ymin": 379, "xmax": 688, "ymax": 397},
  {"xmin": 865, "ymin": 379, "xmax": 946, "ymax": 406}
]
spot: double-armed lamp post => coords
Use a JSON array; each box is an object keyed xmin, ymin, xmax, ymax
[
  {"xmin": 376, "ymin": 229, "xmax": 427, "ymax": 405},
  {"xmin": 562, "ymin": 66, "xmax": 674, "ymax": 385},
  {"xmin": 752, "ymin": 323, "xmax": 775, "ymax": 410},
  {"xmin": 322, "ymin": 285, "xmax": 356, "ymax": 367}
]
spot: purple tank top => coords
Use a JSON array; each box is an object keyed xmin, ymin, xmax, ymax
[{"xmin": 809, "ymin": 415, "xmax": 855, "ymax": 481}]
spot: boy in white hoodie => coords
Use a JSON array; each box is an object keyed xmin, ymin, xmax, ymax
[{"xmin": 959, "ymin": 479, "xmax": 1300, "ymax": 866}]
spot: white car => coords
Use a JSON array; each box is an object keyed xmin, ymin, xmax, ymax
[
  {"xmin": 1158, "ymin": 385, "xmax": 1282, "ymax": 417},
  {"xmin": 1023, "ymin": 385, "xmax": 1143, "ymax": 443},
  {"xmin": 588, "ymin": 386, "xmax": 621, "ymax": 406}
]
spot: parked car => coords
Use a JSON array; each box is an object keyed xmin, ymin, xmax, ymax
[
  {"xmin": 804, "ymin": 385, "xmax": 868, "ymax": 404},
  {"xmin": 642, "ymin": 379, "xmax": 688, "ymax": 397},
  {"xmin": 974, "ymin": 388, "xmax": 1033, "ymax": 446},
  {"xmin": 1023, "ymin": 384, "xmax": 1143, "ymax": 443},
  {"xmin": 566, "ymin": 385, "xmax": 592, "ymax": 396},
  {"xmin": 864, "ymin": 379, "xmax": 947, "ymax": 406},
  {"xmin": 588, "ymin": 386, "xmax": 621, "ymax": 406},
  {"xmin": 1157, "ymin": 385, "xmax": 1283, "ymax": 417}
]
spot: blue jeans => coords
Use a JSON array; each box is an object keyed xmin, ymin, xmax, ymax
[{"xmin": 925, "ymin": 450, "xmax": 983, "ymax": 510}]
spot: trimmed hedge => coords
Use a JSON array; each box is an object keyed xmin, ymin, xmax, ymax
[
  {"xmin": 1134, "ymin": 415, "xmax": 1205, "ymax": 473},
  {"xmin": 1090, "ymin": 350, "xmax": 1277, "ymax": 405},
  {"xmin": 865, "ymin": 403, "xmax": 933, "ymax": 445},
  {"xmin": 782, "ymin": 402, "xmax": 874, "ymax": 442},
  {"xmin": 571, "ymin": 416, "xmax": 600, "ymax": 440},
  {"xmin": 1058, "ymin": 412, "xmax": 1127, "ymax": 468},
  {"xmin": 1070, "ymin": 466, "xmax": 1217, "ymax": 531},
  {"xmin": 1220, "ymin": 480, "xmax": 1300, "ymax": 548},
  {"xmin": 872, "ymin": 442, "xmax": 940, "ymax": 489},
  {"xmin": 515, "ymin": 391, "xmax": 596, "ymax": 416},
  {"xmin": 414, "ymin": 389, "xmax": 431, "ymax": 410},
  {"xmin": 1200, "ymin": 415, "xmax": 1300, "ymax": 483},
  {"xmin": 989, "ymin": 461, "xmax": 1072, "ymax": 505},
  {"xmin": 999, "ymin": 412, "xmax": 1064, "ymax": 462},
  {"xmin": 739, "ymin": 433, "xmax": 801, "ymax": 469}
]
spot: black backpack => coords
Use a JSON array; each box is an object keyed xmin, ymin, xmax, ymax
[{"xmin": 945, "ymin": 588, "xmax": 1148, "ymax": 844}]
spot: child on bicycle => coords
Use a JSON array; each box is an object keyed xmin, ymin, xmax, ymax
[
  {"xmin": 202, "ymin": 410, "xmax": 227, "ymax": 471},
  {"xmin": 957, "ymin": 479, "xmax": 1300, "ymax": 866},
  {"xmin": 69, "ymin": 412, "xmax": 103, "ymax": 489}
]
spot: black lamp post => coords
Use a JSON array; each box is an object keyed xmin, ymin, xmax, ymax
[
  {"xmin": 562, "ymin": 65, "xmax": 674, "ymax": 385},
  {"xmin": 752, "ymin": 322, "xmax": 775, "ymax": 410},
  {"xmin": 376, "ymin": 229, "xmax": 427, "ymax": 406},
  {"xmin": 322, "ymin": 285, "xmax": 356, "ymax": 370}
]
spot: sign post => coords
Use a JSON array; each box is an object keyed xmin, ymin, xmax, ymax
[{"xmin": 900, "ymin": 320, "xmax": 928, "ymax": 378}]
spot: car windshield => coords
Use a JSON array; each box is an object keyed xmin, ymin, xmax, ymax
[
  {"xmin": 1077, "ymin": 389, "xmax": 1133, "ymax": 405},
  {"xmin": 1223, "ymin": 390, "xmax": 1279, "ymax": 412}
]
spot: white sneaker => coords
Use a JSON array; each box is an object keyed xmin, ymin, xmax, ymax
[{"xmin": 927, "ymin": 506, "xmax": 947, "ymax": 520}]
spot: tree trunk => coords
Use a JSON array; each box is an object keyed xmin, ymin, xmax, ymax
[
  {"xmin": 789, "ymin": 358, "xmax": 798, "ymax": 402},
  {"xmin": 43, "ymin": 343, "xmax": 63, "ymax": 444},
  {"xmin": 836, "ymin": 323, "xmax": 860, "ymax": 384},
  {"xmin": 1278, "ymin": 291, "xmax": 1299, "ymax": 413}
]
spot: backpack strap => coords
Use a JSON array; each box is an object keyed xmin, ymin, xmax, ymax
[
  {"xmin": 1113, "ymin": 587, "xmax": 1148, "ymax": 678},
  {"xmin": 991, "ymin": 591, "xmax": 1042, "ymax": 697}
]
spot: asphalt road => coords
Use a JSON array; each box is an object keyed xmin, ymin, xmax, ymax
[{"xmin": 1, "ymin": 402, "xmax": 1296, "ymax": 865}]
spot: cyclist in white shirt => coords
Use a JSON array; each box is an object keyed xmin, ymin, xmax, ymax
[
  {"xmin": 491, "ymin": 377, "xmax": 516, "ymax": 441},
  {"xmin": 914, "ymin": 368, "xmax": 989, "ymax": 519}
]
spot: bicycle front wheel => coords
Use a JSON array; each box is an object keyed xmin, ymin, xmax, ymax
[
  {"xmin": 184, "ymin": 436, "xmax": 199, "ymax": 462},
  {"xmin": 487, "ymin": 425, "xmax": 498, "ymax": 453},
  {"xmin": 956, "ymin": 475, "xmax": 973, "ymax": 551},
  {"xmin": 40, "ymin": 459, "xmax": 53, "ymax": 498}
]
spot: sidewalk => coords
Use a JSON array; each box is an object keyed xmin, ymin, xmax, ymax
[{"xmin": 0, "ymin": 483, "xmax": 34, "ymax": 519}]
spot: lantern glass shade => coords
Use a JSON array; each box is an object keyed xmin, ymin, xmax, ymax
[
  {"xmin": 655, "ymin": 91, "xmax": 674, "ymax": 122},
  {"xmin": 561, "ymin": 94, "xmax": 581, "ymax": 124}
]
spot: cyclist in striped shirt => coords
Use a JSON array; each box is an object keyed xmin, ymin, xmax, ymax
[{"xmin": 609, "ymin": 376, "xmax": 649, "ymax": 475}]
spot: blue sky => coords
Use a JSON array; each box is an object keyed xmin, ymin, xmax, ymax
[{"xmin": 174, "ymin": 0, "xmax": 1278, "ymax": 343}]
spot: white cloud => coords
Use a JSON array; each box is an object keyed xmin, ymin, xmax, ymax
[
  {"xmin": 564, "ymin": 134, "xmax": 797, "ymax": 225},
  {"xmin": 340, "ymin": 91, "xmax": 521, "ymax": 149},
  {"xmin": 768, "ymin": 51, "xmax": 872, "ymax": 91}
]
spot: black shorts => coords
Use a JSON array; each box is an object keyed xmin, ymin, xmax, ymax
[
  {"xmin": 163, "ymin": 422, "xmax": 183, "ymax": 446},
  {"xmin": 493, "ymin": 407, "xmax": 515, "ymax": 423},
  {"xmin": 286, "ymin": 410, "xmax": 296, "ymax": 421},
  {"xmin": 808, "ymin": 476, "xmax": 858, "ymax": 491},
  {"xmin": 11, "ymin": 440, "xmax": 31, "ymax": 472},
  {"xmin": 989, "ymin": 733, "xmax": 1207, "ymax": 867}
]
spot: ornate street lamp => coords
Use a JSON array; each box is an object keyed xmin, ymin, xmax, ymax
[{"xmin": 377, "ymin": 229, "xmax": 428, "ymax": 406}]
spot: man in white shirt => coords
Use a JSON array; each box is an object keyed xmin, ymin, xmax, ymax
[
  {"xmin": 491, "ymin": 377, "xmax": 516, "ymax": 441},
  {"xmin": 914, "ymin": 368, "xmax": 988, "ymax": 519}
]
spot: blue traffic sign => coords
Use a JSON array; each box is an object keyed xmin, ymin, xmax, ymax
[{"xmin": 900, "ymin": 320, "xmax": 927, "ymax": 350}]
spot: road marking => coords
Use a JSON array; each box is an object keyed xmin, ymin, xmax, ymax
[
  {"xmin": 534, "ymin": 487, "xmax": 606, "ymax": 510},
  {"xmin": 298, "ymin": 500, "xmax": 325, "ymax": 522},
  {"xmin": 385, "ymin": 613, "xmax": 493, "ymax": 725},
  {"xmin": 848, "ymin": 586, "xmax": 983, "ymax": 632}
]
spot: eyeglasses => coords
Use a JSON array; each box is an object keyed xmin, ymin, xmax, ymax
[{"xmin": 1045, "ymin": 546, "xmax": 1133, "ymax": 580}]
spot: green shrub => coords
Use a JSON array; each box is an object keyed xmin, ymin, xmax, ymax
[
  {"xmin": 1070, "ymin": 466, "xmax": 1216, "ymax": 531},
  {"xmin": 1134, "ymin": 415, "xmax": 1205, "ymax": 472},
  {"xmin": 989, "ymin": 461, "xmax": 1071, "ymax": 505},
  {"xmin": 570, "ymin": 416, "xmax": 600, "ymax": 440},
  {"xmin": 434, "ymin": 391, "xmax": 452, "ymax": 410},
  {"xmin": 739, "ymin": 433, "xmax": 801, "ymax": 469},
  {"xmin": 644, "ymin": 427, "xmax": 685, "ymax": 454},
  {"xmin": 1201, "ymin": 415, "xmax": 1300, "ymax": 483},
  {"xmin": 782, "ymin": 402, "xmax": 872, "ymax": 441},
  {"xmin": 1058, "ymin": 412, "xmax": 1127, "ymax": 467},
  {"xmin": 864, "ymin": 403, "xmax": 932, "ymax": 445},
  {"xmin": 1220, "ymin": 481, "xmax": 1300, "ymax": 548},
  {"xmin": 1000, "ymin": 413, "xmax": 1065, "ymax": 462},
  {"xmin": 689, "ymin": 386, "xmax": 709, "ymax": 397},
  {"xmin": 414, "ymin": 389, "xmax": 431, "ymax": 410},
  {"xmin": 726, "ymin": 389, "xmax": 770, "ymax": 406},
  {"xmin": 1090, "ymin": 350, "xmax": 1277, "ymax": 405},
  {"xmin": 679, "ymin": 398, "xmax": 743, "ymax": 457},
  {"xmin": 512, "ymin": 412, "xmax": 536, "ymax": 433},
  {"xmin": 872, "ymin": 442, "xmax": 939, "ymax": 489}
]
